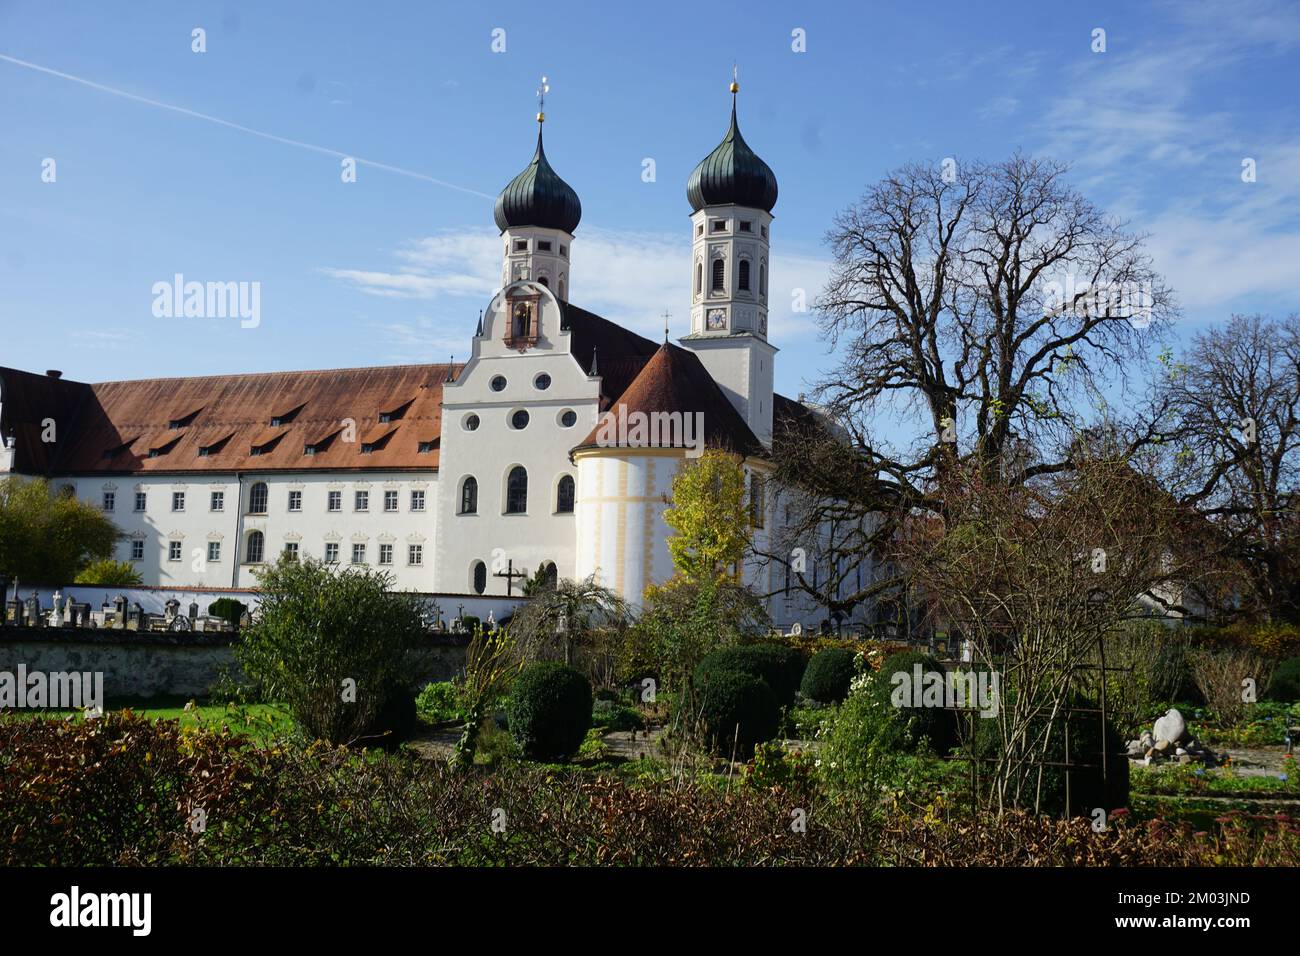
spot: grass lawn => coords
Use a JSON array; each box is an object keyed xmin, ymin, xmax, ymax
[{"xmin": 1, "ymin": 696, "xmax": 296, "ymax": 745}]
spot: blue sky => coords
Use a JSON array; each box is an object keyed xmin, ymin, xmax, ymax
[{"xmin": 2, "ymin": 0, "xmax": 1298, "ymax": 399}]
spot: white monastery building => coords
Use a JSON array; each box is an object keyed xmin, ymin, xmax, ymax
[{"xmin": 0, "ymin": 83, "xmax": 873, "ymax": 630}]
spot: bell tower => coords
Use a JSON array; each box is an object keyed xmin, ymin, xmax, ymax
[
  {"xmin": 494, "ymin": 77, "xmax": 582, "ymax": 302},
  {"xmin": 681, "ymin": 73, "xmax": 779, "ymax": 445}
]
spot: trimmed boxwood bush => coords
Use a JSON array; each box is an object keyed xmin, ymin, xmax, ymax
[
  {"xmin": 364, "ymin": 679, "xmax": 418, "ymax": 751},
  {"xmin": 695, "ymin": 669, "xmax": 781, "ymax": 758},
  {"xmin": 208, "ymin": 597, "xmax": 247, "ymax": 628},
  {"xmin": 506, "ymin": 663, "xmax": 593, "ymax": 762},
  {"xmin": 801, "ymin": 647, "xmax": 856, "ymax": 704},
  {"xmin": 694, "ymin": 644, "xmax": 806, "ymax": 708},
  {"xmin": 873, "ymin": 650, "xmax": 957, "ymax": 755},
  {"xmin": 1267, "ymin": 656, "xmax": 1300, "ymax": 702}
]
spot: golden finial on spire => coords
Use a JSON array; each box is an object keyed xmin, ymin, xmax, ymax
[
  {"xmin": 729, "ymin": 63, "xmax": 739, "ymax": 95},
  {"xmin": 536, "ymin": 74, "xmax": 549, "ymax": 123}
]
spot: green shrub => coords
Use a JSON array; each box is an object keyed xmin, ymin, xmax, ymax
[
  {"xmin": 591, "ymin": 699, "xmax": 645, "ymax": 733},
  {"xmin": 818, "ymin": 684, "xmax": 912, "ymax": 794},
  {"xmin": 208, "ymin": 597, "xmax": 247, "ymax": 628},
  {"xmin": 460, "ymin": 615, "xmax": 481, "ymax": 633},
  {"xmin": 506, "ymin": 663, "xmax": 593, "ymax": 762},
  {"xmin": 694, "ymin": 669, "xmax": 781, "ymax": 758},
  {"xmin": 694, "ymin": 644, "xmax": 806, "ymax": 708},
  {"xmin": 800, "ymin": 647, "xmax": 857, "ymax": 704},
  {"xmin": 1267, "ymin": 657, "xmax": 1300, "ymax": 702},
  {"xmin": 363, "ymin": 679, "xmax": 418, "ymax": 750},
  {"xmin": 415, "ymin": 681, "xmax": 464, "ymax": 724},
  {"xmin": 874, "ymin": 650, "xmax": 958, "ymax": 754},
  {"xmin": 234, "ymin": 558, "xmax": 426, "ymax": 746}
]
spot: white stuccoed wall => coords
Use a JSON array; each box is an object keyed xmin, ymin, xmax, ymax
[{"xmin": 435, "ymin": 281, "xmax": 601, "ymax": 595}]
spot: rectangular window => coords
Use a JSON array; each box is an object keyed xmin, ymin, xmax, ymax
[
  {"xmin": 102, "ymin": 491, "xmax": 115, "ymax": 512},
  {"xmin": 711, "ymin": 220, "xmax": 727, "ymax": 232},
  {"xmin": 351, "ymin": 543, "xmax": 366, "ymax": 565},
  {"xmin": 130, "ymin": 539, "xmax": 144, "ymax": 561},
  {"xmin": 210, "ymin": 491, "xmax": 224, "ymax": 512},
  {"xmin": 207, "ymin": 541, "xmax": 221, "ymax": 563},
  {"xmin": 739, "ymin": 221, "xmax": 752, "ymax": 232},
  {"xmin": 410, "ymin": 490, "xmax": 425, "ymax": 512},
  {"xmin": 134, "ymin": 491, "xmax": 147, "ymax": 512},
  {"xmin": 408, "ymin": 544, "xmax": 423, "ymax": 566},
  {"xmin": 172, "ymin": 491, "xmax": 185, "ymax": 512},
  {"xmin": 328, "ymin": 491, "xmax": 342, "ymax": 512},
  {"xmin": 288, "ymin": 490, "xmax": 302, "ymax": 512},
  {"xmin": 168, "ymin": 541, "xmax": 182, "ymax": 561},
  {"xmin": 355, "ymin": 491, "xmax": 369, "ymax": 512},
  {"xmin": 749, "ymin": 474, "xmax": 766, "ymax": 529},
  {"xmin": 514, "ymin": 239, "xmax": 527, "ymax": 252},
  {"xmin": 537, "ymin": 240, "xmax": 552, "ymax": 252},
  {"xmin": 283, "ymin": 542, "xmax": 299, "ymax": 561},
  {"xmin": 325, "ymin": 542, "xmax": 339, "ymax": 564},
  {"xmin": 384, "ymin": 490, "xmax": 398, "ymax": 512},
  {"xmin": 379, "ymin": 543, "xmax": 393, "ymax": 565}
]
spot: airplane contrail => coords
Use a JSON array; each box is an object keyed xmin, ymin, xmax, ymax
[{"xmin": 0, "ymin": 52, "xmax": 496, "ymax": 200}]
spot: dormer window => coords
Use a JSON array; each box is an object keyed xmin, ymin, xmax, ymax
[
  {"xmin": 304, "ymin": 444, "xmax": 316, "ymax": 456},
  {"xmin": 269, "ymin": 403, "xmax": 305, "ymax": 427},
  {"xmin": 377, "ymin": 399, "xmax": 413, "ymax": 425},
  {"xmin": 418, "ymin": 441, "xmax": 434, "ymax": 453},
  {"xmin": 168, "ymin": 408, "xmax": 201, "ymax": 429},
  {"xmin": 197, "ymin": 433, "xmax": 232, "ymax": 458},
  {"xmin": 147, "ymin": 436, "xmax": 182, "ymax": 458}
]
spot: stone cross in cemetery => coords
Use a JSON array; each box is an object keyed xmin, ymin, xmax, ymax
[{"xmin": 50, "ymin": 590, "xmax": 63, "ymax": 627}]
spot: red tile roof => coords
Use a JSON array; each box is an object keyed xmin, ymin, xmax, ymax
[
  {"xmin": 573, "ymin": 343, "xmax": 767, "ymax": 458},
  {"xmin": 2, "ymin": 305, "xmax": 816, "ymax": 477},
  {"xmin": 1, "ymin": 364, "xmax": 459, "ymax": 475}
]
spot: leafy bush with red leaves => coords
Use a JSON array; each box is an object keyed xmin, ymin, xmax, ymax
[{"xmin": 3, "ymin": 714, "xmax": 1299, "ymax": 866}]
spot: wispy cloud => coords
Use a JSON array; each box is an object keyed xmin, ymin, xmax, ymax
[
  {"xmin": 324, "ymin": 227, "xmax": 829, "ymax": 345},
  {"xmin": 1031, "ymin": 0, "xmax": 1300, "ymax": 317}
]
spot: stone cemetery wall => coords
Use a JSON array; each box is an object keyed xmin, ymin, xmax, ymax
[{"xmin": 0, "ymin": 626, "xmax": 470, "ymax": 701}]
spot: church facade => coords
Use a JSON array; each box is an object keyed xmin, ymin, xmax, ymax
[{"xmin": 0, "ymin": 86, "xmax": 873, "ymax": 630}]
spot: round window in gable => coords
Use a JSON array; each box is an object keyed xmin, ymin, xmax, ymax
[
  {"xmin": 490, "ymin": 375, "xmax": 507, "ymax": 392},
  {"xmin": 463, "ymin": 413, "xmax": 480, "ymax": 432},
  {"xmin": 534, "ymin": 372, "xmax": 552, "ymax": 391},
  {"xmin": 511, "ymin": 409, "xmax": 530, "ymax": 430},
  {"xmin": 559, "ymin": 409, "xmax": 577, "ymax": 428}
]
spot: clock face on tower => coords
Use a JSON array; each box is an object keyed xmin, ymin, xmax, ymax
[{"xmin": 706, "ymin": 308, "xmax": 726, "ymax": 331}]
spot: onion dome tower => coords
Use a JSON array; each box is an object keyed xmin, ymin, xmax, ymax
[
  {"xmin": 494, "ymin": 77, "xmax": 581, "ymax": 301},
  {"xmin": 681, "ymin": 71, "xmax": 779, "ymax": 446}
]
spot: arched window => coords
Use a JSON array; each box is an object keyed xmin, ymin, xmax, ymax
[
  {"xmin": 472, "ymin": 560, "xmax": 487, "ymax": 595},
  {"xmin": 245, "ymin": 530, "xmax": 264, "ymax": 564},
  {"xmin": 738, "ymin": 259, "xmax": 751, "ymax": 291},
  {"xmin": 460, "ymin": 476, "xmax": 478, "ymax": 515},
  {"xmin": 558, "ymin": 278, "xmax": 567, "ymax": 301},
  {"xmin": 505, "ymin": 466, "xmax": 528, "ymax": 514},
  {"xmin": 538, "ymin": 276, "xmax": 549, "ymax": 287},
  {"xmin": 248, "ymin": 481, "xmax": 268, "ymax": 514},
  {"xmin": 759, "ymin": 262, "xmax": 767, "ymax": 298},
  {"xmin": 542, "ymin": 561, "xmax": 558, "ymax": 590},
  {"xmin": 556, "ymin": 475, "xmax": 575, "ymax": 513},
  {"xmin": 711, "ymin": 259, "xmax": 725, "ymax": 293},
  {"xmin": 694, "ymin": 262, "xmax": 703, "ymax": 296}
]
